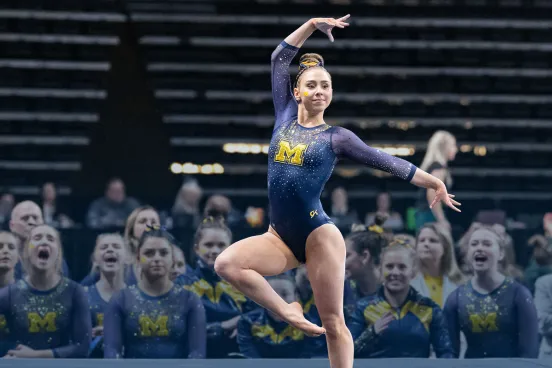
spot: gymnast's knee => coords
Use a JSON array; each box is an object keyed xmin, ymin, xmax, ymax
[
  {"xmin": 213, "ymin": 252, "xmax": 237, "ymax": 280},
  {"xmin": 320, "ymin": 313, "xmax": 349, "ymax": 339}
]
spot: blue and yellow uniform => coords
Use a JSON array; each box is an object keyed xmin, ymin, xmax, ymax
[
  {"xmin": 181, "ymin": 258, "xmax": 254, "ymax": 357},
  {"xmin": 269, "ymin": 41, "xmax": 417, "ymax": 263},
  {"xmin": 84, "ymin": 284, "xmax": 109, "ymax": 357},
  {"xmin": 349, "ymin": 286, "xmax": 453, "ymax": 358},
  {"xmin": 103, "ymin": 284, "xmax": 206, "ymax": 359},
  {"xmin": 0, "ymin": 301, "xmax": 10, "ymax": 357},
  {"xmin": 237, "ymin": 308, "xmax": 315, "ymax": 358},
  {"xmin": 0, "ymin": 278, "xmax": 91, "ymax": 358},
  {"xmin": 444, "ymin": 277, "xmax": 539, "ymax": 358}
]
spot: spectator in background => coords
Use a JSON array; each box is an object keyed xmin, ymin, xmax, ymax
[
  {"xmin": 85, "ymin": 233, "xmax": 127, "ymax": 358},
  {"xmin": 237, "ymin": 275, "xmax": 315, "ymax": 358},
  {"xmin": 445, "ymin": 226, "xmax": 539, "ymax": 358},
  {"xmin": 329, "ymin": 187, "xmax": 359, "ymax": 231},
  {"xmin": 172, "ymin": 179, "xmax": 203, "ymax": 228},
  {"xmin": 0, "ymin": 231, "xmax": 17, "ymax": 288},
  {"xmin": 104, "ymin": 227, "xmax": 206, "ymax": 359},
  {"xmin": 411, "ymin": 223, "xmax": 465, "ymax": 308},
  {"xmin": 350, "ymin": 242, "xmax": 453, "ymax": 358},
  {"xmin": 171, "ymin": 245, "xmax": 189, "ymax": 281},
  {"xmin": 183, "ymin": 217, "xmax": 252, "ymax": 358},
  {"xmin": 365, "ymin": 192, "xmax": 404, "ymax": 232},
  {"xmin": 9, "ymin": 200, "xmax": 42, "ymax": 245},
  {"xmin": 415, "ymin": 131, "xmax": 458, "ymax": 231},
  {"xmin": 203, "ymin": 195, "xmax": 243, "ymax": 227},
  {"xmin": 0, "ymin": 231, "xmax": 18, "ymax": 357},
  {"xmin": 81, "ymin": 206, "xmax": 161, "ymax": 287},
  {"xmin": 0, "ymin": 193, "xmax": 15, "ymax": 230},
  {"xmin": 9, "ymin": 201, "xmax": 70, "ymax": 279},
  {"xmin": 41, "ymin": 182, "xmax": 73, "ymax": 229},
  {"xmin": 0, "ymin": 225, "xmax": 91, "ymax": 358},
  {"xmin": 459, "ymin": 223, "xmax": 523, "ymax": 281},
  {"xmin": 525, "ymin": 216, "xmax": 552, "ymax": 294},
  {"xmin": 344, "ymin": 219, "xmax": 386, "ymax": 318},
  {"xmin": 534, "ymin": 272, "xmax": 552, "ymax": 358},
  {"xmin": 87, "ymin": 178, "xmax": 139, "ymax": 229}
]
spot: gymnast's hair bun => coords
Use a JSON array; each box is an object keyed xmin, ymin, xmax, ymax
[{"xmin": 299, "ymin": 53, "xmax": 325, "ymax": 70}]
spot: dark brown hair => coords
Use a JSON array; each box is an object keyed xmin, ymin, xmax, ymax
[{"xmin": 345, "ymin": 214, "xmax": 388, "ymax": 265}]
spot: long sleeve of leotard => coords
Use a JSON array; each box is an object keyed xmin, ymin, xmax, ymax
[
  {"xmin": 331, "ymin": 126, "xmax": 417, "ymax": 181},
  {"xmin": 515, "ymin": 284, "xmax": 539, "ymax": 358},
  {"xmin": 430, "ymin": 305, "xmax": 454, "ymax": 358},
  {"xmin": 443, "ymin": 289, "xmax": 461, "ymax": 358},
  {"xmin": 271, "ymin": 41, "xmax": 299, "ymax": 130},
  {"xmin": 52, "ymin": 285, "xmax": 92, "ymax": 358},
  {"xmin": 186, "ymin": 292, "xmax": 207, "ymax": 359},
  {"xmin": 103, "ymin": 292, "xmax": 124, "ymax": 358}
]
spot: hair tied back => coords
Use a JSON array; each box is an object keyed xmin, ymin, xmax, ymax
[{"xmin": 368, "ymin": 225, "xmax": 384, "ymax": 234}]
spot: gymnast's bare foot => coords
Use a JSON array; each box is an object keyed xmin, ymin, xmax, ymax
[{"xmin": 283, "ymin": 302, "xmax": 326, "ymax": 337}]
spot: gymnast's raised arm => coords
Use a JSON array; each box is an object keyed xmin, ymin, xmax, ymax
[{"xmin": 271, "ymin": 15, "xmax": 350, "ymax": 129}]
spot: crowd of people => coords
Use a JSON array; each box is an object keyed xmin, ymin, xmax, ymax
[{"xmin": 0, "ymin": 196, "xmax": 549, "ymax": 360}]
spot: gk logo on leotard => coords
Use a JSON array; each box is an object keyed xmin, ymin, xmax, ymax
[
  {"xmin": 274, "ymin": 141, "xmax": 308, "ymax": 166},
  {"xmin": 310, "ymin": 210, "xmax": 318, "ymax": 218}
]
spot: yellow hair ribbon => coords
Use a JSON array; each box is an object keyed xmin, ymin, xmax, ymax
[{"xmin": 368, "ymin": 225, "xmax": 384, "ymax": 234}]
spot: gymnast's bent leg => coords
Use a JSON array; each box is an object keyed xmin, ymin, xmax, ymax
[
  {"xmin": 306, "ymin": 224, "xmax": 354, "ymax": 368},
  {"xmin": 214, "ymin": 230, "xmax": 325, "ymax": 336}
]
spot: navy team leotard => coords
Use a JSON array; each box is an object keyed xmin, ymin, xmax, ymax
[{"xmin": 268, "ymin": 41, "xmax": 417, "ymax": 263}]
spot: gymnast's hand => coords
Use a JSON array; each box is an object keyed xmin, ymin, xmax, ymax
[
  {"xmin": 311, "ymin": 14, "xmax": 351, "ymax": 42},
  {"xmin": 5, "ymin": 345, "xmax": 38, "ymax": 358},
  {"xmin": 373, "ymin": 311, "xmax": 395, "ymax": 335},
  {"xmin": 430, "ymin": 180, "xmax": 461, "ymax": 213}
]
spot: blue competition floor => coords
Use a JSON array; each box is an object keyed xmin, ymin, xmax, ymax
[{"xmin": 0, "ymin": 359, "xmax": 552, "ymax": 368}]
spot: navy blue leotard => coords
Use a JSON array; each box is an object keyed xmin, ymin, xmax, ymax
[{"xmin": 268, "ymin": 41, "xmax": 417, "ymax": 263}]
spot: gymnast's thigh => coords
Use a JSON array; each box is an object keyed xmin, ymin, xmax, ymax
[{"xmin": 222, "ymin": 229, "xmax": 300, "ymax": 276}]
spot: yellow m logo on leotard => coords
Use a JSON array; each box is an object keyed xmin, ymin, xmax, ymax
[
  {"xmin": 469, "ymin": 312, "xmax": 498, "ymax": 333},
  {"xmin": 28, "ymin": 312, "xmax": 57, "ymax": 333},
  {"xmin": 96, "ymin": 313, "xmax": 104, "ymax": 327},
  {"xmin": 274, "ymin": 141, "xmax": 308, "ymax": 166},
  {"xmin": 139, "ymin": 315, "xmax": 169, "ymax": 337}
]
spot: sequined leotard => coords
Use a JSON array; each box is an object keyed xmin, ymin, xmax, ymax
[{"xmin": 268, "ymin": 41, "xmax": 417, "ymax": 263}]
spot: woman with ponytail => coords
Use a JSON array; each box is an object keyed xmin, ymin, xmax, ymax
[{"xmin": 343, "ymin": 215, "xmax": 388, "ymax": 318}]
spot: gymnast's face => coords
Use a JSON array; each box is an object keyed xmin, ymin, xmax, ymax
[
  {"xmin": 170, "ymin": 246, "xmax": 186, "ymax": 281},
  {"xmin": 468, "ymin": 229, "xmax": 503, "ymax": 273},
  {"xmin": 95, "ymin": 235, "xmax": 125, "ymax": 274},
  {"xmin": 139, "ymin": 237, "xmax": 173, "ymax": 279},
  {"xmin": 133, "ymin": 209, "xmax": 160, "ymax": 241},
  {"xmin": 416, "ymin": 227, "xmax": 444, "ymax": 269},
  {"xmin": 27, "ymin": 225, "xmax": 60, "ymax": 272},
  {"xmin": 294, "ymin": 68, "xmax": 333, "ymax": 114},
  {"xmin": 0, "ymin": 232, "xmax": 18, "ymax": 271},
  {"xmin": 381, "ymin": 249, "xmax": 415, "ymax": 293},
  {"xmin": 345, "ymin": 239, "xmax": 369, "ymax": 280},
  {"xmin": 194, "ymin": 228, "xmax": 230, "ymax": 267}
]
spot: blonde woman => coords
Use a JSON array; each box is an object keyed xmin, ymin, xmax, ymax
[
  {"xmin": 416, "ymin": 131, "xmax": 458, "ymax": 230},
  {"xmin": 0, "ymin": 225, "xmax": 91, "ymax": 358},
  {"xmin": 81, "ymin": 206, "xmax": 161, "ymax": 286},
  {"xmin": 411, "ymin": 223, "xmax": 464, "ymax": 307}
]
